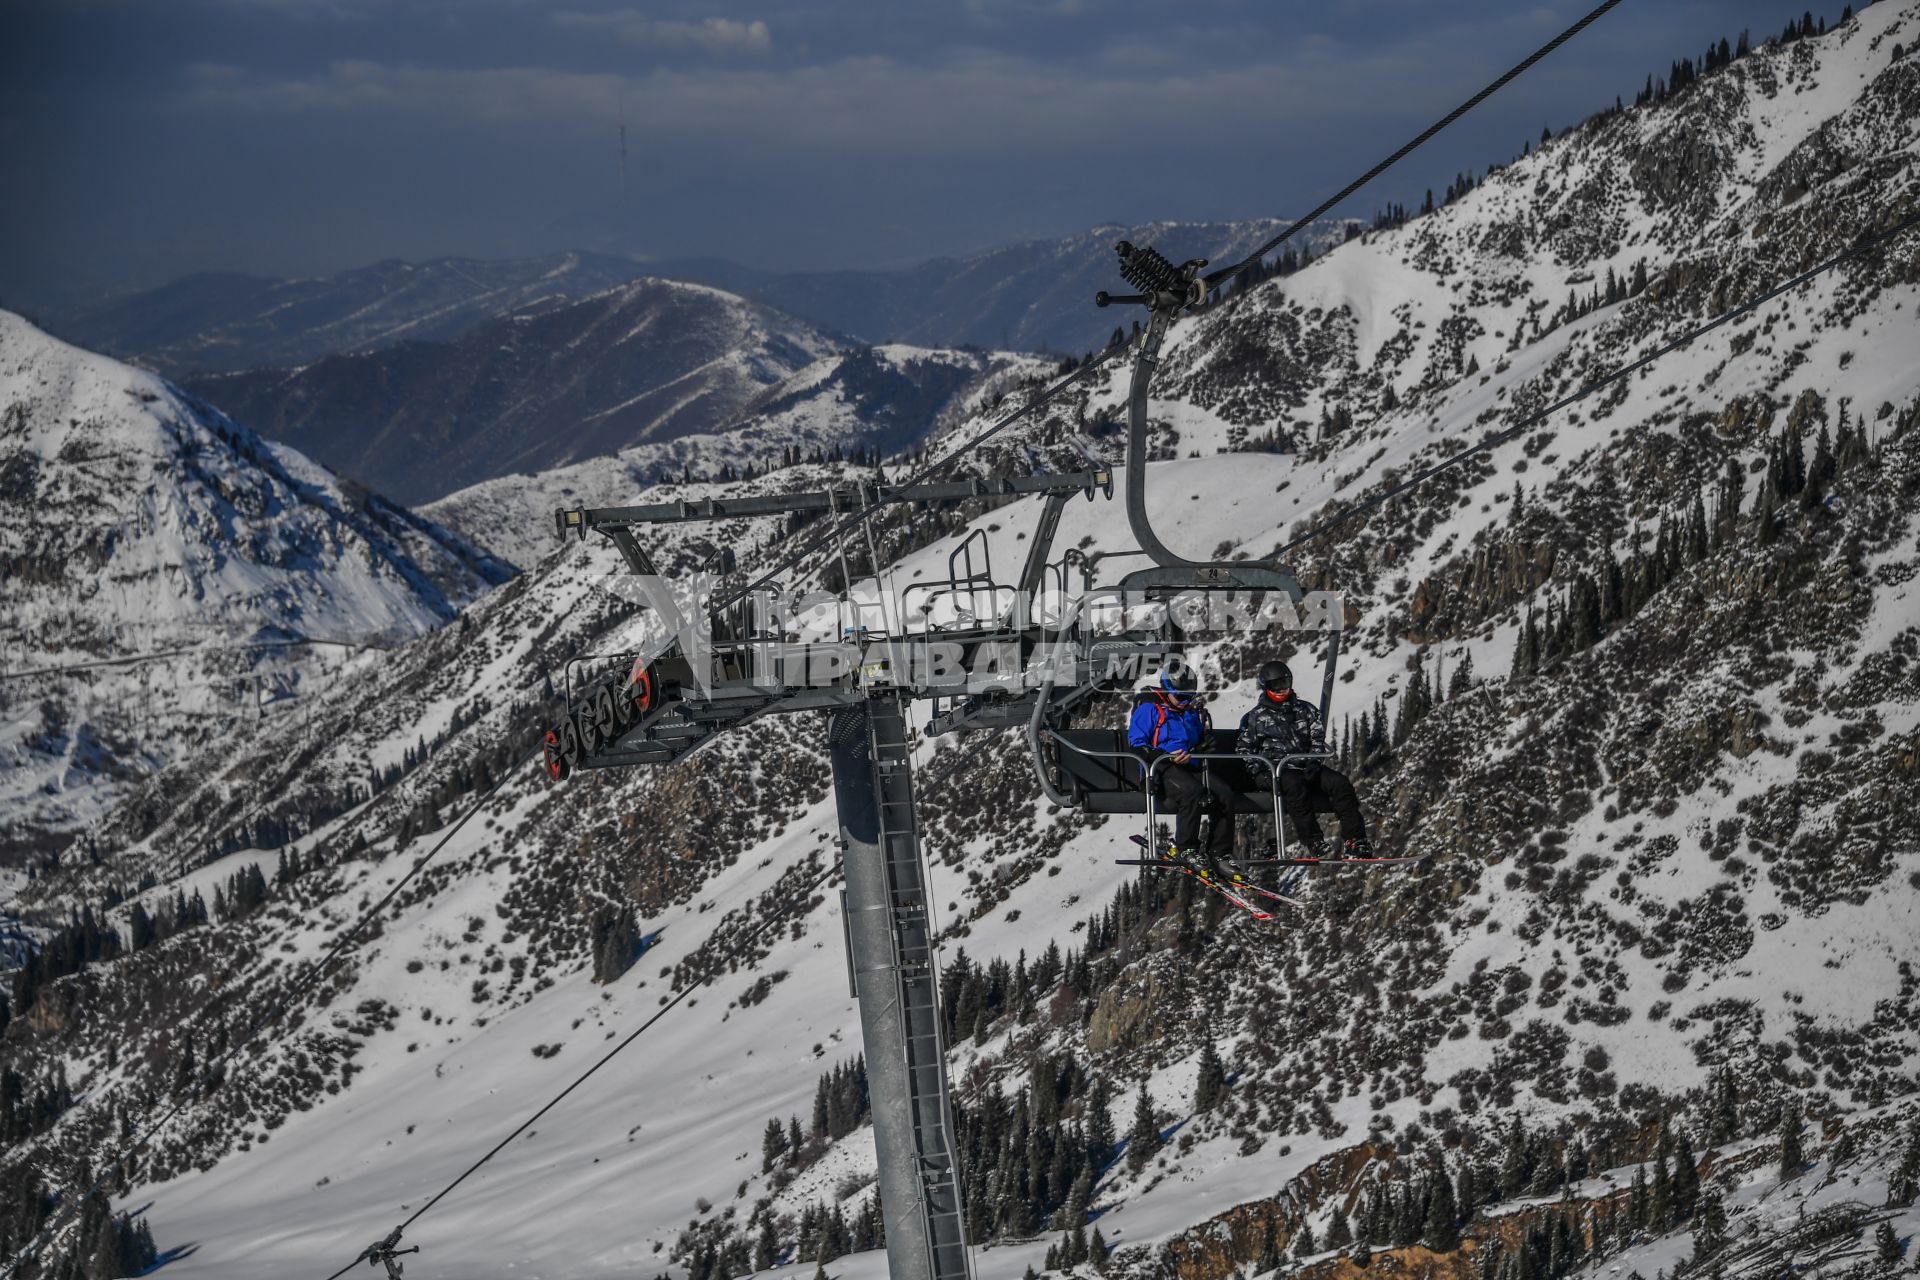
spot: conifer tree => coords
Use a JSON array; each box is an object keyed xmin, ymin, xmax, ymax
[
  {"xmin": 1649, "ymin": 1147, "xmax": 1673, "ymax": 1231},
  {"xmin": 1778, "ymin": 1105, "xmax": 1804, "ymax": 1180},
  {"xmin": 1325, "ymin": 1206, "xmax": 1353, "ymax": 1249},
  {"xmin": 1086, "ymin": 1079, "xmax": 1116, "ymax": 1169},
  {"xmin": 1890, "ymin": 1118, "xmax": 1920, "ymax": 1207},
  {"xmin": 1671, "ymin": 1133, "xmax": 1699, "ymax": 1219},
  {"xmin": 753, "ymin": 1220, "xmax": 778, "ymax": 1271},
  {"xmin": 1447, "ymin": 651, "xmax": 1474, "ymax": 701},
  {"xmin": 1061, "ymin": 1165, "xmax": 1093, "ymax": 1229},
  {"xmin": 1424, "ymin": 1167, "xmax": 1461, "ymax": 1251},
  {"xmin": 1125, "ymin": 1086, "xmax": 1161, "ymax": 1177},
  {"xmin": 1194, "ymin": 1041, "xmax": 1227, "ymax": 1113},
  {"xmin": 1875, "ymin": 1222, "xmax": 1901, "ymax": 1267},
  {"xmin": 1253, "ymin": 1219, "xmax": 1282, "ymax": 1274},
  {"xmin": 1292, "ymin": 1220, "xmax": 1317, "ymax": 1260},
  {"xmin": 763, "ymin": 1119, "xmax": 788, "ymax": 1173},
  {"xmin": 1089, "ymin": 1227, "xmax": 1110, "ymax": 1269},
  {"xmin": 1499, "ymin": 1117, "xmax": 1530, "ymax": 1198}
]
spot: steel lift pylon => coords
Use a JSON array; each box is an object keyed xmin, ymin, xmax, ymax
[{"xmin": 830, "ymin": 697, "xmax": 969, "ymax": 1280}]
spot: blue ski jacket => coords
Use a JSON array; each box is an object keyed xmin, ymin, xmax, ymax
[{"xmin": 1127, "ymin": 691, "xmax": 1208, "ymax": 756}]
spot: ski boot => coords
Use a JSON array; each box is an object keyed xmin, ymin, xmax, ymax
[
  {"xmin": 1342, "ymin": 836, "xmax": 1377, "ymax": 861},
  {"xmin": 1297, "ymin": 835, "xmax": 1332, "ymax": 862},
  {"xmin": 1210, "ymin": 853, "xmax": 1253, "ymax": 887},
  {"xmin": 1158, "ymin": 844, "xmax": 1206, "ymax": 876}
]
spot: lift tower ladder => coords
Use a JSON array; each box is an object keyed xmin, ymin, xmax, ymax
[{"xmin": 831, "ymin": 696, "xmax": 970, "ymax": 1280}]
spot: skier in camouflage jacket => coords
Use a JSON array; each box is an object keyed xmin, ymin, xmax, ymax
[{"xmin": 1237, "ymin": 660, "xmax": 1373, "ymax": 857}]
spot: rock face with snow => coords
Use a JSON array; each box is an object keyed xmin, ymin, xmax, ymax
[
  {"xmin": 0, "ymin": 310, "xmax": 509, "ymax": 860},
  {"xmin": 3, "ymin": 10, "xmax": 1920, "ymax": 1280},
  {"xmin": 180, "ymin": 278, "xmax": 841, "ymax": 505}
]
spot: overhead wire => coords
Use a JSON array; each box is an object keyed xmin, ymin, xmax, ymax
[
  {"xmin": 319, "ymin": 855, "xmax": 846, "ymax": 1280},
  {"xmin": 1275, "ymin": 205, "xmax": 1920, "ymax": 557},
  {"xmin": 308, "ymin": 381, "xmax": 1104, "ymax": 1270},
  {"xmin": 0, "ymin": 757, "xmax": 532, "ymax": 1279},
  {"xmin": 1203, "ymin": 0, "xmax": 1627, "ymax": 292},
  {"xmin": 0, "ymin": 636, "xmax": 396, "ymax": 684}
]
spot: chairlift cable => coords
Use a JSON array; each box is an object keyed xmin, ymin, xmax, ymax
[
  {"xmin": 0, "ymin": 759, "xmax": 528, "ymax": 1280},
  {"xmin": 1203, "ymin": 0, "xmax": 1627, "ymax": 292},
  {"xmin": 710, "ymin": 343, "xmax": 1128, "ymax": 620},
  {"xmin": 319, "ymin": 856, "xmax": 845, "ymax": 1280},
  {"xmin": 0, "ymin": 636, "xmax": 396, "ymax": 684}
]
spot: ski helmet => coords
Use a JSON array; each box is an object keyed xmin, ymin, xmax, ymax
[
  {"xmin": 1258, "ymin": 661, "xmax": 1293, "ymax": 693},
  {"xmin": 1160, "ymin": 664, "xmax": 1199, "ymax": 700}
]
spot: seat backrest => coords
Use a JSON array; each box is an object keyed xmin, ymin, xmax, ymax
[{"xmin": 1050, "ymin": 729, "xmax": 1275, "ymax": 814}]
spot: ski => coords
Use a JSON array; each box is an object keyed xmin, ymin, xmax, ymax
[
  {"xmin": 1243, "ymin": 853, "xmax": 1427, "ymax": 867},
  {"xmin": 1113, "ymin": 858, "xmax": 1282, "ymax": 920},
  {"xmin": 1121, "ymin": 836, "xmax": 1306, "ymax": 913}
]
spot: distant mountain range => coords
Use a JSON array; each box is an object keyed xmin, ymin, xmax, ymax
[
  {"xmin": 49, "ymin": 251, "xmax": 648, "ymax": 376},
  {"xmin": 179, "ymin": 278, "xmax": 840, "ymax": 506},
  {"xmin": 648, "ymin": 219, "xmax": 1356, "ymax": 355},
  {"xmin": 421, "ymin": 344, "xmax": 1048, "ymax": 569},
  {"xmin": 46, "ymin": 220, "xmax": 1358, "ymax": 380}
]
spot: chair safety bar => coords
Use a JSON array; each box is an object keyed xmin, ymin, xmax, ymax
[
  {"xmin": 1042, "ymin": 733, "xmax": 1332, "ymax": 860},
  {"xmin": 1145, "ymin": 750, "xmax": 1333, "ymax": 862}
]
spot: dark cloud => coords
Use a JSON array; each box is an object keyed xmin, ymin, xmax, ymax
[{"xmin": 0, "ymin": 0, "xmax": 1815, "ymax": 312}]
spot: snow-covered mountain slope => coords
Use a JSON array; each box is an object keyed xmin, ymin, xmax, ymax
[
  {"xmin": 0, "ymin": 310, "xmax": 510, "ymax": 862},
  {"xmin": 5, "ymin": 9, "xmax": 1920, "ymax": 1280},
  {"xmin": 422, "ymin": 344, "xmax": 1051, "ymax": 569},
  {"xmin": 47, "ymin": 251, "xmax": 652, "ymax": 378},
  {"xmin": 179, "ymin": 278, "xmax": 841, "ymax": 506}
]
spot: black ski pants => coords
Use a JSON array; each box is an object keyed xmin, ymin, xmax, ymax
[
  {"xmin": 1157, "ymin": 761, "xmax": 1236, "ymax": 856},
  {"xmin": 1256, "ymin": 764, "xmax": 1367, "ymax": 844}
]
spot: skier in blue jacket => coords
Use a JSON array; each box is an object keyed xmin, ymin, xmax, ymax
[{"xmin": 1128, "ymin": 664, "xmax": 1237, "ymax": 872}]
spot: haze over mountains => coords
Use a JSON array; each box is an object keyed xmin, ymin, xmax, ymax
[
  {"xmin": 48, "ymin": 220, "xmax": 1357, "ymax": 380},
  {"xmin": 49, "ymin": 221, "xmax": 1357, "ymax": 508},
  {"xmin": 42, "ymin": 251, "xmax": 650, "ymax": 377},
  {"xmin": 3, "ymin": 8, "xmax": 1920, "ymax": 1280}
]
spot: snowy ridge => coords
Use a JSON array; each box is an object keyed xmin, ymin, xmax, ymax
[
  {"xmin": 48, "ymin": 251, "xmax": 655, "ymax": 377},
  {"xmin": 423, "ymin": 345, "xmax": 1050, "ymax": 570}
]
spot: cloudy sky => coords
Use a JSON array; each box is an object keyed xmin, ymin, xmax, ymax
[{"xmin": 0, "ymin": 0, "xmax": 1821, "ymax": 311}]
